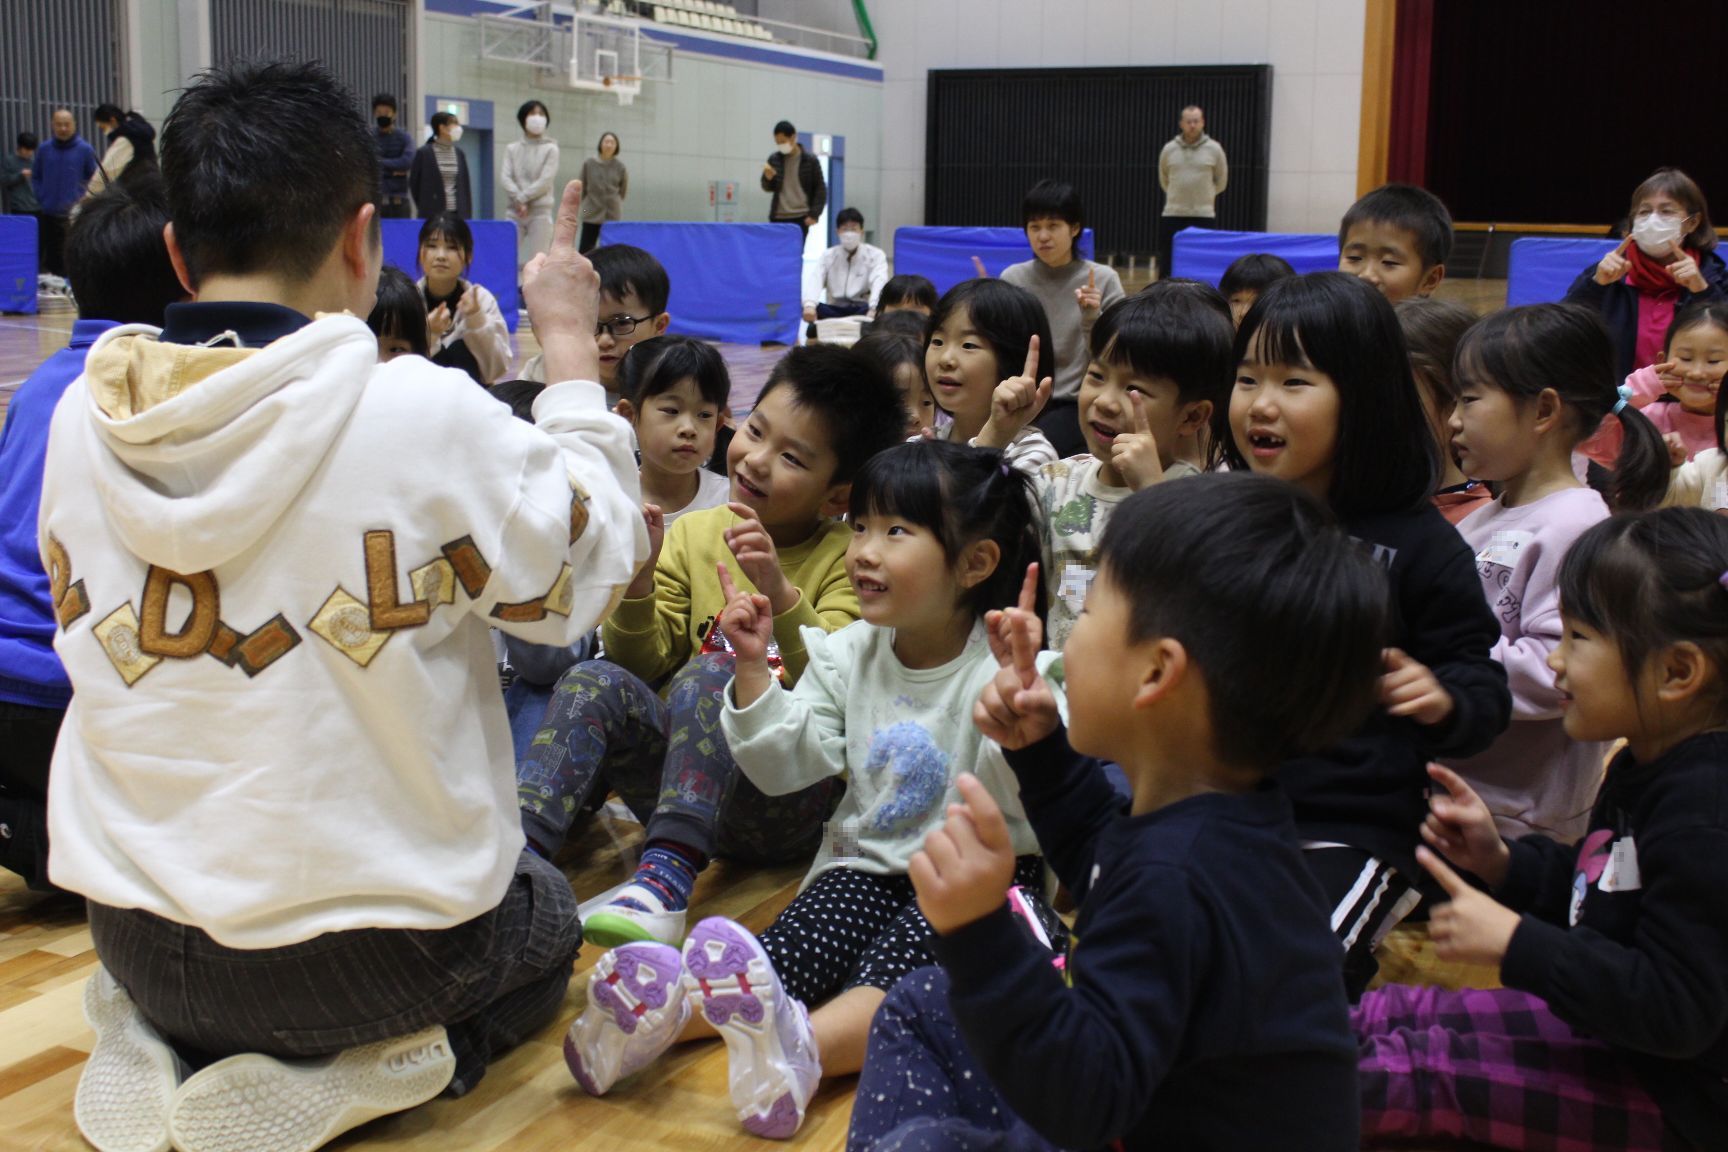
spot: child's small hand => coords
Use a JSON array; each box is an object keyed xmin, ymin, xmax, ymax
[
  {"xmin": 724, "ymin": 502, "xmax": 796, "ymax": 615},
  {"xmin": 1594, "ymin": 237, "xmax": 1632, "ymax": 286},
  {"xmin": 1419, "ymin": 846, "xmax": 1521, "ymax": 967},
  {"xmin": 716, "ymin": 563, "xmax": 773, "ymax": 664},
  {"xmin": 910, "ymin": 774, "xmax": 1019, "ymax": 934},
  {"xmin": 971, "ymin": 255, "xmax": 989, "ymax": 279},
  {"xmin": 1112, "ymin": 391, "xmax": 1165, "ymax": 491},
  {"xmin": 802, "ymin": 304, "xmax": 818, "ymax": 323},
  {"xmin": 1421, "ymin": 763, "xmax": 1511, "ymax": 889},
  {"xmin": 1654, "ymin": 358, "xmax": 1685, "ymax": 390},
  {"xmin": 976, "ymin": 566, "xmax": 1059, "ymax": 749},
  {"xmin": 625, "ymin": 503, "xmax": 665, "ymax": 599},
  {"xmin": 1380, "ymin": 647, "xmax": 1455, "ymax": 727},
  {"xmin": 979, "ymin": 336, "xmax": 1052, "ymax": 449},
  {"xmin": 1074, "ymin": 265, "xmax": 1103, "ymax": 317},
  {"xmin": 1664, "ymin": 431, "xmax": 1688, "ymax": 468},
  {"xmin": 1667, "ymin": 249, "xmax": 1707, "ymax": 293},
  {"xmin": 983, "ymin": 564, "xmax": 1044, "ymax": 667},
  {"xmin": 427, "ymin": 303, "xmax": 452, "ymax": 339}
]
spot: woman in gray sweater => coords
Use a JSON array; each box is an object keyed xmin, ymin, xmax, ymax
[
  {"xmin": 502, "ymin": 100, "xmax": 560, "ymax": 281},
  {"xmin": 578, "ymin": 132, "xmax": 628, "ymax": 253}
]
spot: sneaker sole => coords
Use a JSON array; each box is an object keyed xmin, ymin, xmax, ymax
[
  {"xmin": 682, "ymin": 919, "xmax": 815, "ymax": 1140},
  {"xmin": 168, "ymin": 1026, "xmax": 454, "ymax": 1152},
  {"xmin": 564, "ymin": 943, "xmax": 687, "ymax": 1095},
  {"xmin": 75, "ymin": 971, "xmax": 180, "ymax": 1152},
  {"xmin": 582, "ymin": 909, "xmax": 672, "ymax": 950}
]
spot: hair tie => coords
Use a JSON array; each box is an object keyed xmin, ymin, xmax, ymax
[
  {"xmin": 1613, "ymin": 382, "xmax": 1634, "ymax": 415},
  {"xmin": 1719, "ymin": 569, "xmax": 1728, "ymax": 592},
  {"xmin": 999, "ymin": 461, "xmax": 1013, "ymax": 479}
]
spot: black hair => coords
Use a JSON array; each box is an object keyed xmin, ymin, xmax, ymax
[
  {"xmin": 367, "ymin": 264, "xmax": 429, "ymax": 357},
  {"xmin": 1021, "ymin": 178, "xmax": 1082, "ymax": 229},
  {"xmin": 878, "ymin": 274, "xmax": 937, "ymax": 314},
  {"xmin": 371, "ymin": 93, "xmax": 398, "ymax": 113},
  {"xmin": 849, "ymin": 439, "xmax": 1045, "ymax": 623},
  {"xmin": 1396, "ymin": 296, "xmax": 1477, "ymax": 415},
  {"xmin": 489, "ymin": 379, "xmax": 545, "ymax": 424},
  {"xmin": 835, "ymin": 206, "xmax": 864, "ymax": 230},
  {"xmin": 1220, "ymin": 271, "xmax": 1439, "ymax": 514},
  {"xmin": 1219, "ymin": 253, "xmax": 1296, "ymax": 298},
  {"xmin": 1098, "ymin": 472, "xmax": 1390, "ymax": 768},
  {"xmin": 161, "ymin": 61, "xmax": 378, "ymax": 286},
  {"xmin": 589, "ymin": 244, "xmax": 670, "ymax": 316},
  {"xmin": 1662, "ymin": 301, "xmax": 1728, "ymax": 453},
  {"xmin": 868, "ymin": 309, "xmax": 930, "ymax": 340},
  {"xmin": 1340, "ymin": 183, "xmax": 1454, "ymax": 271},
  {"xmin": 516, "ymin": 100, "xmax": 549, "ymax": 128},
  {"xmin": 774, "ymin": 120, "xmax": 796, "ymax": 138},
  {"xmin": 94, "ymin": 103, "xmax": 124, "ymax": 126},
  {"xmin": 1456, "ymin": 303, "xmax": 1667, "ymax": 512},
  {"xmin": 855, "ymin": 330, "xmax": 925, "ymax": 381},
  {"xmin": 16, "ymin": 131, "xmax": 37, "ymax": 151},
  {"xmin": 417, "ymin": 211, "xmax": 473, "ymax": 266},
  {"xmin": 1090, "ymin": 281, "xmax": 1234, "ymax": 407},
  {"xmin": 63, "ymin": 174, "xmax": 182, "ymax": 326},
  {"xmin": 616, "ymin": 334, "xmax": 731, "ymax": 410},
  {"xmin": 754, "ymin": 344, "xmax": 905, "ymax": 485},
  {"xmin": 429, "ymin": 111, "xmax": 457, "ymax": 134},
  {"xmin": 925, "ymin": 279, "xmax": 1056, "ymax": 412},
  {"xmin": 597, "ymin": 131, "xmax": 620, "ymax": 155},
  {"xmin": 1559, "ymin": 508, "xmax": 1728, "ymax": 726}
]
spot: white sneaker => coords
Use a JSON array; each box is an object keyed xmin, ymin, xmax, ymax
[
  {"xmin": 581, "ymin": 882, "xmax": 687, "ymax": 948},
  {"xmin": 167, "ymin": 1025, "xmax": 454, "ymax": 1152},
  {"xmin": 75, "ymin": 967, "xmax": 188, "ymax": 1152},
  {"xmin": 564, "ymin": 941, "xmax": 690, "ymax": 1095},
  {"xmin": 682, "ymin": 917, "xmax": 821, "ymax": 1139}
]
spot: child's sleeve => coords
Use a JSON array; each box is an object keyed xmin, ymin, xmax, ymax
[
  {"xmin": 931, "ymin": 866, "xmax": 1207, "ymax": 1148},
  {"xmin": 768, "ymin": 541, "xmax": 859, "ymax": 685},
  {"xmin": 1624, "ymin": 364, "xmax": 1667, "ymax": 406},
  {"xmin": 601, "ymin": 516, "xmax": 695, "ymax": 685},
  {"xmin": 1002, "ymin": 722, "xmax": 1126, "ymax": 900},
  {"xmin": 1496, "ymin": 832, "xmax": 1584, "ymax": 924},
  {"xmin": 1402, "ymin": 522, "xmax": 1510, "ymax": 759},
  {"xmin": 1003, "ymin": 429, "xmax": 1060, "ymax": 476},
  {"xmin": 1663, "ymin": 455, "xmax": 1709, "ymax": 508},
  {"xmin": 721, "ymin": 624, "xmax": 850, "ymax": 795},
  {"xmin": 1491, "ymin": 533, "xmax": 1571, "ymax": 721},
  {"xmin": 1501, "ymin": 822, "xmax": 1728, "ymax": 1060}
]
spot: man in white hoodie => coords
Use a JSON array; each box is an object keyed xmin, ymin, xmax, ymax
[{"xmin": 41, "ymin": 61, "xmax": 647, "ymax": 1152}]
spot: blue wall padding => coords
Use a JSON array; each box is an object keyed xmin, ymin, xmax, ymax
[
  {"xmin": 382, "ymin": 218, "xmax": 519, "ymax": 332},
  {"xmin": 1170, "ymin": 228, "xmax": 1339, "ymax": 285},
  {"xmin": 0, "ymin": 215, "xmax": 38, "ymax": 314},
  {"xmin": 892, "ymin": 227, "xmax": 1094, "ymax": 296},
  {"xmin": 601, "ymin": 222, "xmax": 804, "ymax": 346},
  {"xmin": 1506, "ymin": 237, "xmax": 1617, "ymax": 308}
]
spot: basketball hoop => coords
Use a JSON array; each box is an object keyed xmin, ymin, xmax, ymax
[{"xmin": 603, "ymin": 74, "xmax": 643, "ymax": 105}]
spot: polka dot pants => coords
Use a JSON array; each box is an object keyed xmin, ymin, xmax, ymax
[{"xmin": 758, "ymin": 857, "xmax": 1056, "ymax": 1008}]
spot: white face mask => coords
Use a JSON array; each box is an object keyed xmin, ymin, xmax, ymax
[
  {"xmin": 776, "ymin": 142, "xmax": 793, "ymax": 156},
  {"xmin": 1631, "ymin": 213, "xmax": 1684, "ymax": 257},
  {"xmin": 525, "ymin": 115, "xmax": 547, "ymax": 135},
  {"xmin": 448, "ymin": 124, "xmax": 463, "ymax": 143},
  {"xmin": 840, "ymin": 230, "xmax": 862, "ymax": 251}
]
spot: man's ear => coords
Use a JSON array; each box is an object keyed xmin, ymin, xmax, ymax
[
  {"xmin": 1132, "ymin": 637, "xmax": 1189, "ymax": 711},
  {"xmin": 343, "ymin": 203, "xmax": 378, "ymax": 282},
  {"xmin": 163, "ymin": 223, "xmax": 197, "ymax": 296}
]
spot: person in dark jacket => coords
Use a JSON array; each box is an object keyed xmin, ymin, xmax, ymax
[
  {"xmin": 31, "ymin": 108, "xmax": 97, "ymax": 275},
  {"xmin": 409, "ymin": 111, "xmax": 471, "ymax": 219},
  {"xmin": 1, "ymin": 132, "xmax": 38, "ymax": 215},
  {"xmin": 372, "ymin": 93, "xmax": 414, "ymax": 218},
  {"xmin": 1565, "ymin": 168, "xmax": 1728, "ymax": 381},
  {"xmin": 760, "ymin": 119, "xmax": 825, "ymax": 240}
]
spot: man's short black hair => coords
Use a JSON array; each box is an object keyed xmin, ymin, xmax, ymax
[
  {"xmin": 755, "ymin": 345, "xmax": 905, "ymax": 485},
  {"xmin": 161, "ymin": 61, "xmax": 379, "ymax": 286},
  {"xmin": 16, "ymin": 131, "xmax": 37, "ymax": 151},
  {"xmin": 94, "ymin": 103, "xmax": 124, "ymax": 126},
  {"xmin": 1090, "ymin": 281, "xmax": 1234, "ymax": 407},
  {"xmin": 835, "ymin": 207, "xmax": 864, "ymax": 230},
  {"xmin": 1339, "ymin": 183, "xmax": 1453, "ymax": 271},
  {"xmin": 773, "ymin": 120, "xmax": 796, "ymax": 138},
  {"xmin": 1098, "ymin": 473, "xmax": 1389, "ymax": 768},
  {"xmin": 64, "ymin": 174, "xmax": 183, "ymax": 326},
  {"xmin": 590, "ymin": 244, "xmax": 670, "ymax": 316},
  {"xmin": 1022, "ymin": 179, "xmax": 1083, "ymax": 230},
  {"xmin": 371, "ymin": 93, "xmax": 398, "ymax": 113},
  {"xmin": 1219, "ymin": 253, "xmax": 1296, "ymax": 297}
]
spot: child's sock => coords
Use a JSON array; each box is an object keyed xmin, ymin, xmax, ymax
[{"xmin": 618, "ymin": 841, "xmax": 702, "ymax": 913}]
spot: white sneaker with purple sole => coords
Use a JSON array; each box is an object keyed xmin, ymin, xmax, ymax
[{"xmin": 565, "ymin": 941, "xmax": 690, "ymax": 1095}]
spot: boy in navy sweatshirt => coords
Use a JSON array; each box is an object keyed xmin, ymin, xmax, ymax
[{"xmin": 845, "ymin": 473, "xmax": 1388, "ymax": 1152}]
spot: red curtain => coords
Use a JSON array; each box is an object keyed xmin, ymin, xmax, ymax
[{"xmin": 1386, "ymin": 0, "xmax": 1434, "ymax": 186}]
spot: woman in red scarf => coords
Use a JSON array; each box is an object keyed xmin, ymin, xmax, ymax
[{"xmin": 1566, "ymin": 168, "xmax": 1727, "ymax": 380}]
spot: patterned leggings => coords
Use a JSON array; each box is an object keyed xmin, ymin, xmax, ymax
[
  {"xmin": 759, "ymin": 858, "xmax": 1056, "ymax": 1007},
  {"xmin": 515, "ymin": 653, "xmax": 842, "ymax": 863},
  {"xmin": 1356, "ymin": 984, "xmax": 1681, "ymax": 1151}
]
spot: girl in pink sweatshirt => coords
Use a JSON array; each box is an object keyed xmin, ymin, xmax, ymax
[
  {"xmin": 1580, "ymin": 300, "xmax": 1728, "ymax": 465},
  {"xmin": 1445, "ymin": 304, "xmax": 1669, "ymax": 843}
]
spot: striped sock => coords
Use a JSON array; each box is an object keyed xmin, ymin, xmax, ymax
[{"xmin": 618, "ymin": 842, "xmax": 702, "ymax": 913}]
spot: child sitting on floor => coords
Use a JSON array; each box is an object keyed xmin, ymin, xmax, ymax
[
  {"xmin": 1219, "ymin": 251, "xmax": 1295, "ymax": 329},
  {"xmin": 417, "ymin": 211, "xmax": 511, "ymax": 385},
  {"xmin": 520, "ymin": 244, "xmax": 672, "ymax": 405},
  {"xmin": 566, "ymin": 439, "xmax": 1063, "ymax": 1139},
  {"xmin": 923, "ymin": 278, "xmax": 1060, "ymax": 474},
  {"xmin": 846, "ymin": 472, "xmax": 1391, "ymax": 1151},
  {"xmin": 367, "ymin": 264, "xmax": 429, "ymax": 362},
  {"xmin": 613, "ymin": 335, "xmax": 732, "ymax": 525},
  {"xmin": 1339, "ymin": 183, "xmax": 1452, "ymax": 303}
]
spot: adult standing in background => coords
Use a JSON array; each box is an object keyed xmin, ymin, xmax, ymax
[
  {"xmin": 761, "ymin": 119, "xmax": 825, "ymax": 241},
  {"xmin": 372, "ymin": 94, "xmax": 414, "ymax": 219},
  {"xmin": 577, "ymin": 131, "xmax": 625, "ymax": 254},
  {"xmin": 505, "ymin": 101, "xmax": 560, "ymax": 274},
  {"xmin": 86, "ymin": 104, "xmax": 143, "ymax": 197},
  {"xmin": 1, "ymin": 132, "xmax": 38, "ymax": 216},
  {"xmin": 1157, "ymin": 105, "xmax": 1227, "ymax": 279},
  {"xmin": 410, "ymin": 111, "xmax": 471, "ymax": 218},
  {"xmin": 31, "ymin": 109, "xmax": 97, "ymax": 276}
]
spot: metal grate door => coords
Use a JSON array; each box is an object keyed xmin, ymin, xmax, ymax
[
  {"xmin": 210, "ymin": 0, "xmax": 412, "ymax": 113},
  {"xmin": 0, "ymin": 0, "xmax": 125, "ymax": 148}
]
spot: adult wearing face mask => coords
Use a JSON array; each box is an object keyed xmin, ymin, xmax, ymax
[
  {"xmin": 410, "ymin": 112, "xmax": 472, "ymax": 219},
  {"xmin": 372, "ymin": 94, "xmax": 414, "ymax": 219},
  {"xmin": 577, "ymin": 131, "xmax": 626, "ymax": 254},
  {"xmin": 505, "ymin": 101, "xmax": 560, "ymax": 275},
  {"xmin": 802, "ymin": 207, "xmax": 887, "ymax": 336},
  {"xmin": 1566, "ymin": 167, "xmax": 1727, "ymax": 380},
  {"xmin": 761, "ymin": 119, "xmax": 825, "ymax": 241}
]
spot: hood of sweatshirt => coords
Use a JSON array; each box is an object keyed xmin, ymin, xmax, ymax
[
  {"xmin": 1172, "ymin": 132, "xmax": 1212, "ymax": 150},
  {"xmin": 71, "ymin": 315, "xmax": 377, "ymax": 574}
]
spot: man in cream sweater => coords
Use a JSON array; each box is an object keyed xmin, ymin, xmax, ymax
[{"xmin": 1157, "ymin": 105, "xmax": 1228, "ymax": 280}]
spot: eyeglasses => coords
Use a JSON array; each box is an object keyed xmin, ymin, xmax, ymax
[
  {"xmin": 1633, "ymin": 206, "xmax": 1689, "ymax": 222},
  {"xmin": 596, "ymin": 313, "xmax": 655, "ymax": 338}
]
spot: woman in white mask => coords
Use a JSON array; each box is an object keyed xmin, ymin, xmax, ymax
[
  {"xmin": 1566, "ymin": 168, "xmax": 1726, "ymax": 379},
  {"xmin": 503, "ymin": 101, "xmax": 560, "ymax": 280},
  {"xmin": 409, "ymin": 111, "xmax": 472, "ymax": 218},
  {"xmin": 578, "ymin": 132, "xmax": 628, "ymax": 254}
]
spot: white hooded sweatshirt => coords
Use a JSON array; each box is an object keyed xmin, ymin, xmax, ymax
[{"xmin": 39, "ymin": 315, "xmax": 646, "ymax": 948}]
